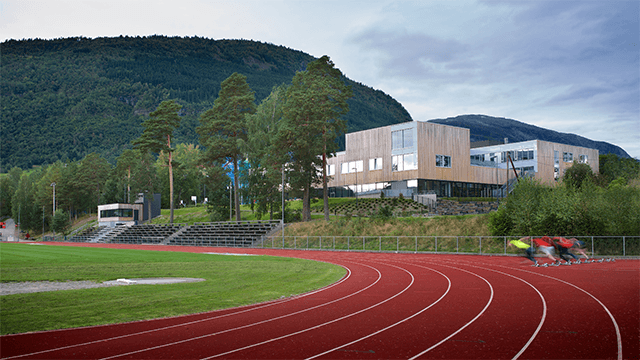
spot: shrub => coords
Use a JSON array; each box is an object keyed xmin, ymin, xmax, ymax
[{"xmin": 51, "ymin": 209, "xmax": 71, "ymax": 235}]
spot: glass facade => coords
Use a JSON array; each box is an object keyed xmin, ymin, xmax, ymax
[{"xmin": 100, "ymin": 208, "xmax": 134, "ymax": 219}]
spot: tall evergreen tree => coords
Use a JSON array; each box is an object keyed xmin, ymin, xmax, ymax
[
  {"xmin": 197, "ymin": 73, "xmax": 256, "ymax": 221},
  {"xmin": 246, "ymin": 85, "xmax": 289, "ymax": 220},
  {"xmin": 281, "ymin": 55, "xmax": 353, "ymax": 221},
  {"xmin": 132, "ymin": 100, "xmax": 182, "ymax": 223}
]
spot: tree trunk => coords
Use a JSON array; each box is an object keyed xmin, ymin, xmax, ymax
[
  {"xmin": 233, "ymin": 156, "xmax": 241, "ymax": 221},
  {"xmin": 168, "ymin": 135, "xmax": 174, "ymax": 224},
  {"xmin": 303, "ymin": 182, "xmax": 311, "ymax": 222}
]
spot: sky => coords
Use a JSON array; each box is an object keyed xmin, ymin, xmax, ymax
[{"xmin": 2, "ymin": 0, "xmax": 639, "ymax": 158}]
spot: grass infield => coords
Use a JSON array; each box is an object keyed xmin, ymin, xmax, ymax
[{"xmin": 0, "ymin": 243, "xmax": 346, "ymax": 335}]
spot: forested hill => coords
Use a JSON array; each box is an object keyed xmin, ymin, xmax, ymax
[
  {"xmin": 429, "ymin": 115, "xmax": 631, "ymax": 158},
  {"xmin": 1, "ymin": 36, "xmax": 413, "ymax": 170}
]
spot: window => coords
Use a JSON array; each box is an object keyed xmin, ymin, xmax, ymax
[
  {"xmin": 369, "ymin": 157, "xmax": 383, "ymax": 170},
  {"xmin": 563, "ymin": 152, "xmax": 573, "ymax": 162},
  {"xmin": 391, "ymin": 129, "xmax": 413, "ymax": 149},
  {"xmin": 501, "ymin": 151, "xmax": 515, "ymax": 163},
  {"xmin": 100, "ymin": 208, "xmax": 133, "ymax": 218},
  {"xmin": 407, "ymin": 179, "xmax": 418, "ymax": 188},
  {"xmin": 341, "ymin": 160, "xmax": 363, "ymax": 174},
  {"xmin": 326, "ymin": 164, "xmax": 335, "ymax": 176},
  {"xmin": 436, "ymin": 154, "xmax": 451, "ymax": 168},
  {"xmin": 579, "ymin": 154, "xmax": 588, "ymax": 163},
  {"xmin": 392, "ymin": 153, "xmax": 418, "ymax": 172}
]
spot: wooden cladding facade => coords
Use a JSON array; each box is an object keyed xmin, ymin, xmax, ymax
[{"xmin": 326, "ymin": 121, "xmax": 599, "ymax": 194}]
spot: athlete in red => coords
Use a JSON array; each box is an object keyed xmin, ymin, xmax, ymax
[
  {"xmin": 531, "ymin": 236, "xmax": 560, "ymax": 264},
  {"xmin": 552, "ymin": 237, "xmax": 578, "ymax": 263}
]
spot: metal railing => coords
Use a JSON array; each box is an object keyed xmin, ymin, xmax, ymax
[
  {"xmin": 40, "ymin": 235, "xmax": 640, "ymax": 257},
  {"xmin": 258, "ymin": 235, "xmax": 640, "ymax": 257}
]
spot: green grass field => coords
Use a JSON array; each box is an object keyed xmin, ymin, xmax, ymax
[{"xmin": 0, "ymin": 243, "xmax": 346, "ymax": 335}]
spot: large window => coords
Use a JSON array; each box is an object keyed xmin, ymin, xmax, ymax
[
  {"xmin": 369, "ymin": 157, "xmax": 383, "ymax": 171},
  {"xmin": 341, "ymin": 160, "xmax": 363, "ymax": 174},
  {"xmin": 579, "ymin": 154, "xmax": 588, "ymax": 163},
  {"xmin": 392, "ymin": 153, "xmax": 417, "ymax": 172},
  {"xmin": 563, "ymin": 152, "xmax": 573, "ymax": 162},
  {"xmin": 436, "ymin": 154, "xmax": 451, "ymax": 168},
  {"xmin": 392, "ymin": 129, "xmax": 413, "ymax": 149},
  {"xmin": 326, "ymin": 164, "xmax": 335, "ymax": 176},
  {"xmin": 100, "ymin": 208, "xmax": 133, "ymax": 218}
]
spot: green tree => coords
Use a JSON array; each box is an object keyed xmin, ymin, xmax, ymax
[
  {"xmin": 156, "ymin": 144, "xmax": 203, "ymax": 207},
  {"xmin": 599, "ymin": 154, "xmax": 640, "ymax": 186},
  {"xmin": 76, "ymin": 153, "xmax": 112, "ymax": 211},
  {"xmin": 563, "ymin": 162, "xmax": 594, "ymax": 190},
  {"xmin": 280, "ymin": 55, "xmax": 353, "ymax": 221},
  {"xmin": 50, "ymin": 209, "xmax": 71, "ymax": 235},
  {"xmin": 114, "ymin": 149, "xmax": 140, "ymax": 203},
  {"xmin": 246, "ymin": 85, "xmax": 288, "ymax": 220},
  {"xmin": 133, "ymin": 100, "xmax": 182, "ymax": 223},
  {"xmin": 0, "ymin": 176, "xmax": 14, "ymax": 217},
  {"xmin": 11, "ymin": 170, "xmax": 43, "ymax": 233},
  {"xmin": 197, "ymin": 73, "xmax": 256, "ymax": 221}
]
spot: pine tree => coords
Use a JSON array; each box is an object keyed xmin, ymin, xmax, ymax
[
  {"xmin": 198, "ymin": 73, "xmax": 256, "ymax": 221},
  {"xmin": 281, "ymin": 56, "xmax": 353, "ymax": 221},
  {"xmin": 132, "ymin": 100, "xmax": 182, "ymax": 223}
]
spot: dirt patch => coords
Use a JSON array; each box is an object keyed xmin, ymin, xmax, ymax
[{"xmin": 1, "ymin": 278, "xmax": 205, "ymax": 296}]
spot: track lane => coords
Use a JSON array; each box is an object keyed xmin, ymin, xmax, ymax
[
  {"xmin": 432, "ymin": 256, "xmax": 628, "ymax": 360},
  {"xmin": 1, "ymin": 244, "xmax": 637, "ymax": 360}
]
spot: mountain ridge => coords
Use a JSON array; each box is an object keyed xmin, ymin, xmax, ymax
[
  {"xmin": 428, "ymin": 114, "xmax": 630, "ymax": 158},
  {"xmin": 1, "ymin": 36, "xmax": 413, "ymax": 170}
]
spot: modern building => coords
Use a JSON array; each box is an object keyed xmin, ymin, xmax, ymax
[
  {"xmin": 325, "ymin": 121, "xmax": 599, "ymax": 198},
  {"xmin": 97, "ymin": 192, "xmax": 161, "ymax": 227}
]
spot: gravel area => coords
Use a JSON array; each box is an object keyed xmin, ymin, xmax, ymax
[
  {"xmin": 0, "ymin": 281, "xmax": 121, "ymax": 296},
  {"xmin": 1, "ymin": 278, "xmax": 205, "ymax": 296}
]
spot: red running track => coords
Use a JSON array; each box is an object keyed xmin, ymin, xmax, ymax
[{"xmin": 1, "ymin": 243, "xmax": 638, "ymax": 359}]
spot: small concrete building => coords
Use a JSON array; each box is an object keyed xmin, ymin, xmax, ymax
[
  {"xmin": 97, "ymin": 192, "xmax": 161, "ymax": 227},
  {"xmin": 97, "ymin": 203, "xmax": 143, "ymax": 227}
]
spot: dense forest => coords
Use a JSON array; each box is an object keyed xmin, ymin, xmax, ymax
[{"xmin": 1, "ymin": 36, "xmax": 413, "ymax": 170}]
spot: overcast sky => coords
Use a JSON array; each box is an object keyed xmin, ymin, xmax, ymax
[{"xmin": 2, "ymin": 0, "xmax": 639, "ymax": 158}]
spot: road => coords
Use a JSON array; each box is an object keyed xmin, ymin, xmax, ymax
[{"xmin": 0, "ymin": 218, "xmax": 18, "ymax": 241}]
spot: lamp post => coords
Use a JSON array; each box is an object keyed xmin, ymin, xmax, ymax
[{"xmin": 50, "ymin": 182, "xmax": 56, "ymax": 214}]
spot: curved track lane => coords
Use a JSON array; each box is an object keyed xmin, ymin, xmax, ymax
[{"xmin": 1, "ymin": 243, "xmax": 637, "ymax": 360}]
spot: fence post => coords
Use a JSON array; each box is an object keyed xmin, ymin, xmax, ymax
[
  {"xmin": 415, "ymin": 236, "xmax": 417, "ymax": 252},
  {"xmin": 380, "ymin": 236, "xmax": 382, "ymax": 252},
  {"xmin": 623, "ymin": 236, "xmax": 626, "ymax": 257},
  {"xmin": 348, "ymin": 237, "xmax": 350, "ymax": 251},
  {"xmin": 307, "ymin": 235, "xmax": 309, "ymax": 249},
  {"xmin": 503, "ymin": 236, "xmax": 507, "ymax": 254},
  {"xmin": 363, "ymin": 236, "xmax": 365, "ymax": 251},
  {"xmin": 591, "ymin": 236, "xmax": 594, "ymax": 257},
  {"xmin": 479, "ymin": 237, "xmax": 483, "ymax": 254},
  {"xmin": 456, "ymin": 236, "xmax": 459, "ymax": 253},
  {"xmin": 320, "ymin": 236, "xmax": 322, "ymax": 249},
  {"xmin": 435, "ymin": 236, "xmax": 438, "ymax": 253},
  {"xmin": 397, "ymin": 236, "xmax": 399, "ymax": 252},
  {"xmin": 333, "ymin": 236, "xmax": 335, "ymax": 250}
]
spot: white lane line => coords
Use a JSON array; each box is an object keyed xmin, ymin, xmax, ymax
[
  {"xmin": 306, "ymin": 263, "xmax": 451, "ymax": 360},
  {"xmin": 499, "ymin": 263, "xmax": 623, "ymax": 360},
  {"xmin": 201, "ymin": 262, "xmax": 418, "ymax": 359},
  {"xmin": 2, "ymin": 263, "xmax": 355, "ymax": 360},
  {"xmin": 98, "ymin": 261, "xmax": 383, "ymax": 360},
  {"xmin": 406, "ymin": 261, "xmax": 496, "ymax": 360}
]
